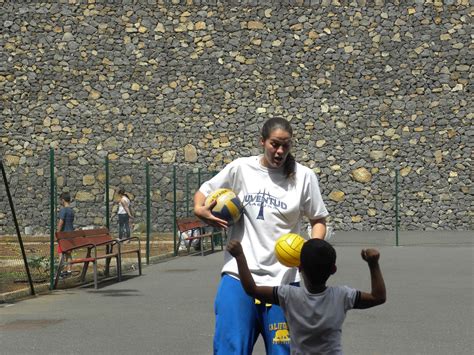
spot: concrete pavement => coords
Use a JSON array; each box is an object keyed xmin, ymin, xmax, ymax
[{"xmin": 1, "ymin": 231, "xmax": 472, "ymax": 354}]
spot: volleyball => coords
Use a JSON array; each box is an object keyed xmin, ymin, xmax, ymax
[
  {"xmin": 274, "ymin": 233, "xmax": 306, "ymax": 267},
  {"xmin": 204, "ymin": 188, "xmax": 243, "ymax": 225}
]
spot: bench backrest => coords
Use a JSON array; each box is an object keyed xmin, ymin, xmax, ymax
[
  {"xmin": 176, "ymin": 217, "xmax": 207, "ymax": 233},
  {"xmin": 81, "ymin": 228, "xmax": 113, "ymax": 245},
  {"xmin": 56, "ymin": 228, "xmax": 113, "ymax": 252}
]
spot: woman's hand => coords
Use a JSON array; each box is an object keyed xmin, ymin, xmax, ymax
[{"xmin": 194, "ymin": 199, "xmax": 229, "ymax": 229}]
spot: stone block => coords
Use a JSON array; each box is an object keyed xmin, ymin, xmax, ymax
[{"xmin": 352, "ymin": 168, "xmax": 372, "ymax": 183}]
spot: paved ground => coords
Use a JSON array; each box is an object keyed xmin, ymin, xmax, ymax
[{"xmin": 0, "ymin": 231, "xmax": 472, "ymax": 355}]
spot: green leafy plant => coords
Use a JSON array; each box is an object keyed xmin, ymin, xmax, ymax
[{"xmin": 27, "ymin": 255, "xmax": 50, "ymax": 274}]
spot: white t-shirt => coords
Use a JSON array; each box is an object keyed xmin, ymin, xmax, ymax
[
  {"xmin": 277, "ymin": 284, "xmax": 359, "ymax": 355},
  {"xmin": 118, "ymin": 196, "xmax": 130, "ymax": 215},
  {"xmin": 199, "ymin": 155, "xmax": 329, "ymax": 286}
]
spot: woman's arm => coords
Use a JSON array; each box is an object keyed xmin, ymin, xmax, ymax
[
  {"xmin": 310, "ymin": 218, "xmax": 326, "ymax": 239},
  {"xmin": 194, "ymin": 190, "xmax": 228, "ymax": 228}
]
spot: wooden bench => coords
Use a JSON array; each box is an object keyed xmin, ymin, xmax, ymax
[
  {"xmin": 175, "ymin": 217, "xmax": 225, "ymax": 256},
  {"xmin": 54, "ymin": 228, "xmax": 142, "ymax": 289}
]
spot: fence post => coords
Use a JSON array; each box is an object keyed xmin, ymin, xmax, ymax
[
  {"xmin": 105, "ymin": 155, "xmax": 110, "ymax": 230},
  {"xmin": 173, "ymin": 165, "xmax": 177, "ymax": 256},
  {"xmin": 185, "ymin": 171, "xmax": 190, "ymax": 217},
  {"xmin": 146, "ymin": 162, "xmax": 150, "ymax": 265},
  {"xmin": 54, "ymin": 178, "xmax": 57, "ymax": 226},
  {"xmin": 1, "ymin": 159, "xmax": 35, "ymax": 295},
  {"xmin": 395, "ymin": 168, "xmax": 399, "ymax": 247},
  {"xmin": 49, "ymin": 147, "xmax": 55, "ymax": 290}
]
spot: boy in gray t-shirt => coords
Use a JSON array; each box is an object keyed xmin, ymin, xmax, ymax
[
  {"xmin": 227, "ymin": 238, "xmax": 386, "ymax": 354},
  {"xmin": 58, "ymin": 197, "xmax": 74, "ymax": 232},
  {"xmin": 57, "ymin": 192, "xmax": 75, "ymax": 277}
]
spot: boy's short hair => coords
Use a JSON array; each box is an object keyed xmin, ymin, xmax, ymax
[
  {"xmin": 60, "ymin": 192, "xmax": 71, "ymax": 202},
  {"xmin": 300, "ymin": 239, "xmax": 336, "ymax": 284}
]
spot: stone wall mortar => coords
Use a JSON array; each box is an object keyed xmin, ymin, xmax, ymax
[{"xmin": 1, "ymin": 1, "xmax": 472, "ymax": 233}]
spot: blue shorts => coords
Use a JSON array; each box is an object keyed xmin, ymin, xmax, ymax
[{"xmin": 214, "ymin": 274, "xmax": 291, "ymax": 355}]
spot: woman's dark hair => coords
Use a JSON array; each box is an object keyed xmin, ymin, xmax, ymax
[
  {"xmin": 261, "ymin": 117, "xmax": 296, "ymax": 179},
  {"xmin": 118, "ymin": 188, "xmax": 129, "ymax": 199},
  {"xmin": 300, "ymin": 239, "xmax": 336, "ymax": 285}
]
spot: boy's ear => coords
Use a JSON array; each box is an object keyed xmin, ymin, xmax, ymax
[{"xmin": 330, "ymin": 264, "xmax": 337, "ymax": 275}]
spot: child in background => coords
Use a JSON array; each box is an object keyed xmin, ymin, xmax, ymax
[
  {"xmin": 227, "ymin": 238, "xmax": 386, "ymax": 354},
  {"xmin": 117, "ymin": 188, "xmax": 133, "ymax": 240},
  {"xmin": 57, "ymin": 192, "xmax": 75, "ymax": 277}
]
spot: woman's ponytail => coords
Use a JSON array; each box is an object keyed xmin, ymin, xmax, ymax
[{"xmin": 284, "ymin": 152, "xmax": 296, "ymax": 179}]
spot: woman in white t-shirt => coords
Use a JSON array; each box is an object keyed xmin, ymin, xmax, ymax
[
  {"xmin": 117, "ymin": 188, "xmax": 133, "ymax": 240},
  {"xmin": 194, "ymin": 117, "xmax": 329, "ymax": 355}
]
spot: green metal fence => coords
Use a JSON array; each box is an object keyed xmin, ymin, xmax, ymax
[
  {"xmin": 1, "ymin": 149, "xmax": 408, "ymax": 296},
  {"xmin": 0, "ymin": 150, "xmax": 221, "ymax": 295}
]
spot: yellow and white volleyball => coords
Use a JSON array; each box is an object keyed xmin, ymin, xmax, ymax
[
  {"xmin": 274, "ymin": 233, "xmax": 306, "ymax": 268},
  {"xmin": 204, "ymin": 188, "xmax": 243, "ymax": 225}
]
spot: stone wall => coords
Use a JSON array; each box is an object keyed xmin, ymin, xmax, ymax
[{"xmin": 1, "ymin": 0, "xmax": 472, "ymax": 234}]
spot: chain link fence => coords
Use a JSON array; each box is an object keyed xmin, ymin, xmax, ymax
[{"xmin": 0, "ymin": 152, "xmax": 218, "ymax": 295}]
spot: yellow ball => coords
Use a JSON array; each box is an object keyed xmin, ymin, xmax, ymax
[
  {"xmin": 204, "ymin": 188, "xmax": 243, "ymax": 225},
  {"xmin": 275, "ymin": 233, "xmax": 306, "ymax": 267}
]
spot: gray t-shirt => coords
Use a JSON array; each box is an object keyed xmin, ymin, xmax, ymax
[
  {"xmin": 58, "ymin": 207, "xmax": 74, "ymax": 231},
  {"xmin": 277, "ymin": 284, "xmax": 359, "ymax": 355}
]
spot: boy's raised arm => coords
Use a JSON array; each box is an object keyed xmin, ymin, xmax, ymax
[
  {"xmin": 355, "ymin": 248, "xmax": 386, "ymax": 309},
  {"xmin": 227, "ymin": 240, "xmax": 277, "ymax": 305}
]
